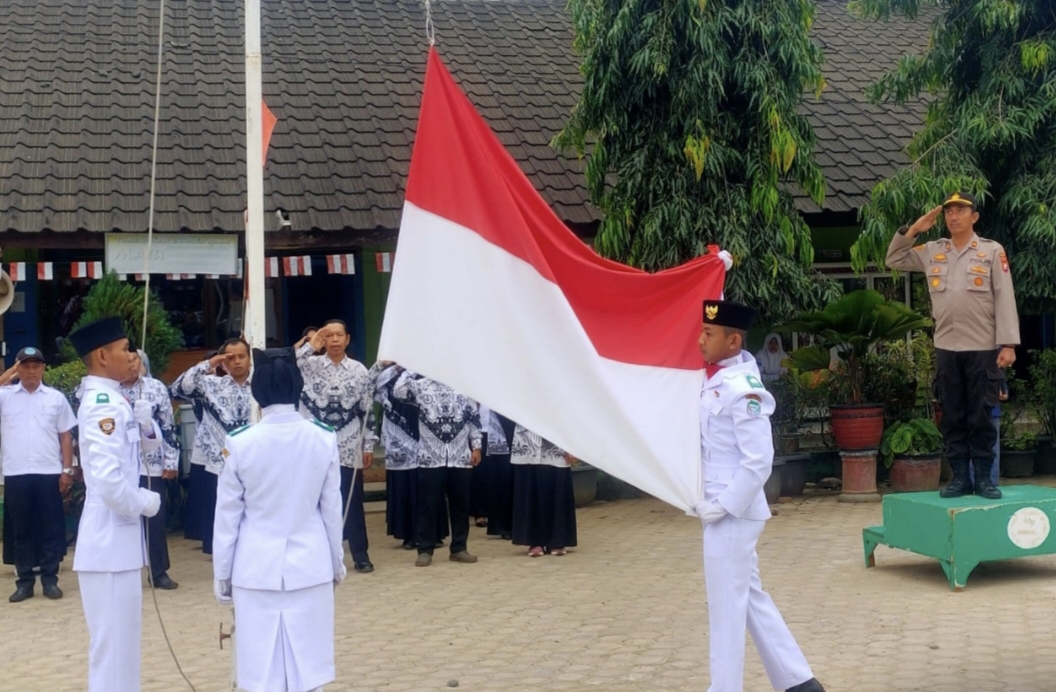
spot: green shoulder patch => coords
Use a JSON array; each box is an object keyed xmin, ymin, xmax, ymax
[
  {"xmin": 95, "ymin": 393, "xmax": 110, "ymax": 404},
  {"xmin": 312, "ymin": 419, "xmax": 335, "ymax": 432},
  {"xmin": 229, "ymin": 424, "xmax": 251, "ymax": 437},
  {"xmin": 745, "ymin": 375, "xmax": 764, "ymax": 389}
]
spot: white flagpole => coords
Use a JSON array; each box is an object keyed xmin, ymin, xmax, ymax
[{"xmin": 245, "ymin": 0, "xmax": 266, "ymax": 358}]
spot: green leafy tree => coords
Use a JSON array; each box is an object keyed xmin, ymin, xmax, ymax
[
  {"xmin": 850, "ymin": 0, "xmax": 1056, "ymax": 314},
  {"xmin": 555, "ymin": 0, "xmax": 840, "ymax": 322},
  {"xmin": 61, "ymin": 273, "xmax": 183, "ymax": 373}
]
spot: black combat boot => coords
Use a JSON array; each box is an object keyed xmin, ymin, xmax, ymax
[
  {"xmin": 787, "ymin": 677, "xmax": 826, "ymax": 692},
  {"xmin": 972, "ymin": 459, "xmax": 1002, "ymax": 500},
  {"xmin": 940, "ymin": 458, "xmax": 973, "ymax": 498}
]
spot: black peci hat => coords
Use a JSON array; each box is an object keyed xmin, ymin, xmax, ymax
[
  {"xmin": 702, "ymin": 300, "xmax": 756, "ymax": 331},
  {"xmin": 68, "ymin": 317, "xmax": 127, "ymax": 357},
  {"xmin": 251, "ymin": 347, "xmax": 304, "ymax": 408}
]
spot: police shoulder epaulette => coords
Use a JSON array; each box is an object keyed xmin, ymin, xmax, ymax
[
  {"xmin": 95, "ymin": 392, "xmax": 110, "ymax": 404},
  {"xmin": 229, "ymin": 424, "xmax": 251, "ymax": 437},
  {"xmin": 744, "ymin": 374, "xmax": 765, "ymax": 390},
  {"xmin": 312, "ymin": 419, "xmax": 335, "ymax": 432}
]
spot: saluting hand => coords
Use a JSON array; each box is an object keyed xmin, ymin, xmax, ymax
[
  {"xmin": 0, "ymin": 363, "xmax": 18, "ymax": 386},
  {"xmin": 207, "ymin": 352, "xmax": 234, "ymax": 373},
  {"xmin": 309, "ymin": 326, "xmax": 331, "ymax": 353},
  {"xmin": 907, "ymin": 205, "xmax": 944, "ymax": 238}
]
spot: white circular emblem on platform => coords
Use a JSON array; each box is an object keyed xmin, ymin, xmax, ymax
[{"xmin": 1007, "ymin": 508, "xmax": 1051, "ymax": 550}]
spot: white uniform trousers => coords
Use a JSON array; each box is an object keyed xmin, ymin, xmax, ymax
[
  {"xmin": 702, "ymin": 516, "xmax": 813, "ymax": 692},
  {"xmin": 79, "ymin": 569, "xmax": 143, "ymax": 692},
  {"xmin": 232, "ymin": 582, "xmax": 335, "ymax": 692}
]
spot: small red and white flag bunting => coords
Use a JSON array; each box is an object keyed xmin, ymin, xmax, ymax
[
  {"xmin": 376, "ymin": 252, "xmax": 393, "ymax": 273},
  {"xmin": 283, "ymin": 256, "xmax": 312, "ymax": 277},
  {"xmin": 327, "ymin": 254, "xmax": 356, "ymax": 275},
  {"xmin": 8, "ymin": 263, "xmax": 26, "ymax": 282},
  {"xmin": 264, "ymin": 257, "xmax": 281, "ymax": 278},
  {"xmin": 165, "ymin": 273, "xmax": 197, "ymax": 280},
  {"xmin": 37, "ymin": 262, "xmax": 54, "ymax": 281},
  {"xmin": 70, "ymin": 261, "xmax": 103, "ymax": 279},
  {"xmin": 116, "ymin": 273, "xmax": 147, "ymax": 281}
]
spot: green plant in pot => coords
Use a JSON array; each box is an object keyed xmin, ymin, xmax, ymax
[
  {"xmin": 769, "ymin": 369, "xmax": 810, "ymax": 454},
  {"xmin": 1028, "ymin": 349, "xmax": 1056, "ymax": 474},
  {"xmin": 999, "ymin": 399, "xmax": 1037, "ymax": 479},
  {"xmin": 779, "ymin": 290, "xmax": 931, "ymax": 452},
  {"xmin": 881, "ymin": 418, "xmax": 943, "ymax": 492}
]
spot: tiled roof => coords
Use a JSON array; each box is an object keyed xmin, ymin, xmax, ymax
[{"xmin": 0, "ymin": 0, "xmax": 928, "ymax": 234}]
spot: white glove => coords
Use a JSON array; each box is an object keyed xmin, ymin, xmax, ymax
[
  {"xmin": 697, "ymin": 500, "xmax": 727, "ymax": 525},
  {"xmin": 133, "ymin": 400, "xmax": 154, "ymax": 430},
  {"xmin": 214, "ymin": 579, "xmax": 233, "ymax": 605},
  {"xmin": 141, "ymin": 490, "xmax": 161, "ymax": 518},
  {"xmin": 717, "ymin": 250, "xmax": 734, "ymax": 271},
  {"xmin": 333, "ymin": 563, "xmax": 347, "ymax": 588}
]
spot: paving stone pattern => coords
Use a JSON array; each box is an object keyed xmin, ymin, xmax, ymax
[{"xmin": 3, "ymin": 491, "xmax": 1056, "ymax": 691}]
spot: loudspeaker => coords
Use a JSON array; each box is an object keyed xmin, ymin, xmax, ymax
[{"xmin": 0, "ymin": 270, "xmax": 14, "ymax": 314}]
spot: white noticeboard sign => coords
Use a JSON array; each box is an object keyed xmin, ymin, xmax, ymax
[{"xmin": 105, "ymin": 234, "xmax": 240, "ymax": 276}]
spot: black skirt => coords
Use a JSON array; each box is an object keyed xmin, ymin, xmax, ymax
[
  {"xmin": 386, "ymin": 469, "xmax": 449, "ymax": 542},
  {"xmin": 469, "ymin": 461, "xmax": 490, "ymax": 519},
  {"xmin": 182, "ymin": 463, "xmax": 207, "ymax": 541},
  {"xmin": 511, "ymin": 465, "xmax": 577, "ymax": 550},
  {"xmin": 485, "ymin": 453, "xmax": 515, "ymax": 537}
]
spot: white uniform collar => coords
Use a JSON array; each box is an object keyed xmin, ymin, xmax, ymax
[
  {"xmin": 83, "ymin": 374, "xmax": 123, "ymax": 391},
  {"xmin": 261, "ymin": 404, "xmax": 302, "ymax": 424}
]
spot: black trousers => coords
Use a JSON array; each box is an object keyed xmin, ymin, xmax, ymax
[
  {"xmin": 936, "ymin": 348, "xmax": 1001, "ymax": 463},
  {"xmin": 140, "ymin": 475, "xmax": 171, "ymax": 579},
  {"xmin": 417, "ymin": 466, "xmax": 471, "ymax": 556},
  {"xmin": 5, "ymin": 474, "xmax": 65, "ymax": 588},
  {"xmin": 340, "ymin": 466, "xmax": 370, "ymax": 564}
]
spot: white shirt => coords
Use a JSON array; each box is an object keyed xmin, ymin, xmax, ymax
[{"xmin": 0, "ymin": 382, "xmax": 76, "ymax": 477}]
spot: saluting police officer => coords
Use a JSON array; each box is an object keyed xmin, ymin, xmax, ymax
[
  {"xmin": 887, "ymin": 192, "xmax": 1020, "ymax": 499},
  {"xmin": 696, "ymin": 300, "xmax": 824, "ymax": 692},
  {"xmin": 69, "ymin": 317, "xmax": 163, "ymax": 692}
]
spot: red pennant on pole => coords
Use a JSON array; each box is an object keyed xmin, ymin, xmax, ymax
[{"xmin": 262, "ymin": 100, "xmax": 278, "ymax": 165}]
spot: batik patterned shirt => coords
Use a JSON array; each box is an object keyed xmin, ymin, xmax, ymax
[
  {"xmin": 170, "ymin": 362, "xmax": 251, "ymax": 474},
  {"xmin": 297, "ymin": 344, "xmax": 377, "ymax": 469},
  {"xmin": 120, "ymin": 376, "xmax": 180, "ymax": 477},
  {"xmin": 510, "ymin": 425, "xmax": 568, "ymax": 468},
  {"xmin": 392, "ymin": 372, "xmax": 481, "ymax": 469},
  {"xmin": 371, "ymin": 364, "xmax": 419, "ymax": 471}
]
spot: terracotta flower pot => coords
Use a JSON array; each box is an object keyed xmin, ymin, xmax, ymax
[
  {"xmin": 838, "ymin": 449, "xmax": 881, "ymax": 503},
  {"xmin": 889, "ymin": 454, "xmax": 941, "ymax": 492},
  {"xmin": 830, "ymin": 405, "xmax": 884, "ymax": 451}
]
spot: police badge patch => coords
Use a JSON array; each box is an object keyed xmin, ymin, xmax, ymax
[
  {"xmin": 99, "ymin": 418, "xmax": 116, "ymax": 435},
  {"xmin": 746, "ymin": 394, "xmax": 762, "ymax": 416}
]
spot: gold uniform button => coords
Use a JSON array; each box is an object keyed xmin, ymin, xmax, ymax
[
  {"xmin": 974, "ymin": 277, "xmax": 984, "ymax": 286},
  {"xmin": 932, "ymin": 278, "xmax": 941, "ymax": 287}
]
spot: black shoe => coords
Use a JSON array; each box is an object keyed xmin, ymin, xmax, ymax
[
  {"xmin": 787, "ymin": 678, "xmax": 826, "ymax": 692},
  {"xmin": 354, "ymin": 561, "xmax": 374, "ymax": 574},
  {"xmin": 401, "ymin": 540, "xmax": 415, "ymax": 550},
  {"xmin": 501, "ymin": 533, "xmax": 512, "ymax": 541},
  {"xmin": 9, "ymin": 586, "xmax": 34, "ymax": 603},
  {"xmin": 42, "ymin": 584, "xmax": 63, "ymax": 600},
  {"xmin": 972, "ymin": 460, "xmax": 1002, "ymax": 499},
  {"xmin": 940, "ymin": 459, "xmax": 973, "ymax": 498},
  {"xmin": 152, "ymin": 573, "xmax": 179, "ymax": 590}
]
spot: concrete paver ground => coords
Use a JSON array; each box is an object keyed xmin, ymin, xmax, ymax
[{"xmin": 3, "ymin": 490, "xmax": 1056, "ymax": 692}]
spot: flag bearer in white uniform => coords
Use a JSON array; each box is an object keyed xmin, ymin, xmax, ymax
[
  {"xmin": 213, "ymin": 347, "xmax": 345, "ymax": 692},
  {"xmin": 68, "ymin": 317, "xmax": 163, "ymax": 692},
  {"xmin": 696, "ymin": 301, "xmax": 825, "ymax": 692}
]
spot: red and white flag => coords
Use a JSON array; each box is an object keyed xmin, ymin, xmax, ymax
[
  {"xmin": 375, "ymin": 252, "xmax": 393, "ymax": 273},
  {"xmin": 37, "ymin": 262, "xmax": 53, "ymax": 281},
  {"xmin": 71, "ymin": 261, "xmax": 104, "ymax": 279},
  {"xmin": 327, "ymin": 254, "xmax": 356, "ymax": 275},
  {"xmin": 264, "ymin": 257, "xmax": 280, "ymax": 278},
  {"xmin": 283, "ymin": 256, "xmax": 312, "ymax": 277},
  {"xmin": 8, "ymin": 263, "xmax": 26, "ymax": 282},
  {"xmin": 117, "ymin": 273, "xmax": 147, "ymax": 281},
  {"xmin": 378, "ymin": 49, "xmax": 727, "ymax": 512},
  {"xmin": 165, "ymin": 273, "xmax": 196, "ymax": 280}
]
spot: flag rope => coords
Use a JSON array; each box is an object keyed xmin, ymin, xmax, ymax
[{"xmin": 424, "ymin": 0, "xmax": 435, "ymax": 45}]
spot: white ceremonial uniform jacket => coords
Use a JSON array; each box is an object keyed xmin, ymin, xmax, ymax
[
  {"xmin": 213, "ymin": 405, "xmax": 344, "ymax": 591},
  {"xmin": 296, "ymin": 344, "xmax": 377, "ymax": 469},
  {"xmin": 74, "ymin": 375, "xmax": 162, "ymax": 573},
  {"xmin": 699, "ymin": 351, "xmax": 774, "ymax": 521},
  {"xmin": 170, "ymin": 362, "xmax": 251, "ymax": 475}
]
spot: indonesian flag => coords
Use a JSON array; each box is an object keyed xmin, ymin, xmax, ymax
[
  {"xmin": 327, "ymin": 254, "xmax": 356, "ymax": 275},
  {"xmin": 8, "ymin": 262, "xmax": 26, "ymax": 282},
  {"xmin": 377, "ymin": 49, "xmax": 727, "ymax": 512},
  {"xmin": 37, "ymin": 262, "xmax": 53, "ymax": 281},
  {"xmin": 71, "ymin": 261, "xmax": 103, "ymax": 279},
  {"xmin": 264, "ymin": 257, "xmax": 280, "ymax": 278},
  {"xmin": 262, "ymin": 99, "xmax": 278, "ymax": 165},
  {"xmin": 283, "ymin": 256, "xmax": 312, "ymax": 277},
  {"xmin": 375, "ymin": 252, "xmax": 393, "ymax": 273}
]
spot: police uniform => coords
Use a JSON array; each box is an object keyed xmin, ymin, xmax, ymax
[
  {"xmin": 213, "ymin": 348, "xmax": 345, "ymax": 692},
  {"xmin": 69, "ymin": 318, "xmax": 163, "ymax": 692},
  {"xmin": 698, "ymin": 301, "xmax": 823, "ymax": 692},
  {"xmin": 886, "ymin": 192, "xmax": 1020, "ymax": 497}
]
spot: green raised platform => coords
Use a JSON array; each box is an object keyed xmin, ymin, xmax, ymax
[{"xmin": 863, "ymin": 485, "xmax": 1056, "ymax": 590}]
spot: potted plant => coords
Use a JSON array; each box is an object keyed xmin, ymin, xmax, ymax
[
  {"xmin": 779, "ymin": 290, "xmax": 931, "ymax": 500},
  {"xmin": 770, "ymin": 370, "xmax": 806, "ymax": 454},
  {"xmin": 1000, "ymin": 406, "xmax": 1037, "ymax": 479},
  {"xmin": 1028, "ymin": 349, "xmax": 1056, "ymax": 474},
  {"xmin": 880, "ymin": 418, "xmax": 943, "ymax": 492}
]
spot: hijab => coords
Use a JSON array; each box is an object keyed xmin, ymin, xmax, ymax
[{"xmin": 755, "ymin": 333, "xmax": 788, "ymax": 380}]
